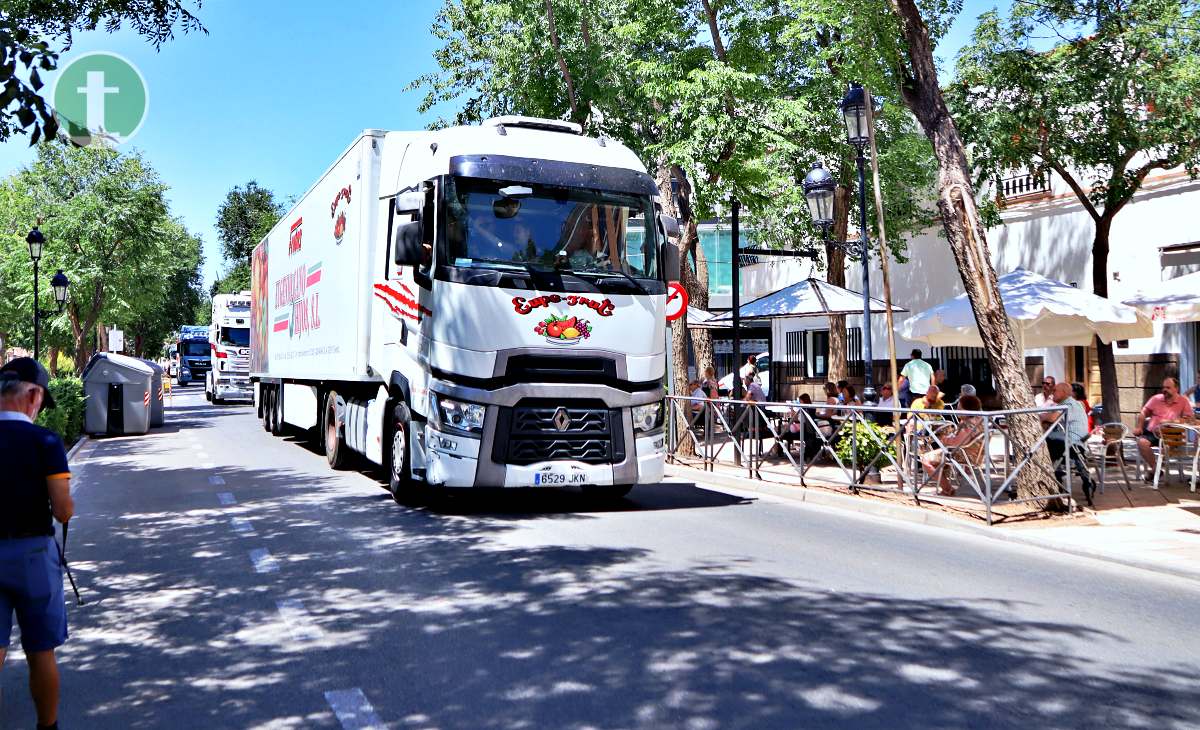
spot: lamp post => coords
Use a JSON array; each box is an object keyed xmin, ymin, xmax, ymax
[
  {"xmin": 26, "ymin": 226, "xmax": 70, "ymax": 361},
  {"xmin": 801, "ymin": 85, "xmax": 880, "ymax": 403}
]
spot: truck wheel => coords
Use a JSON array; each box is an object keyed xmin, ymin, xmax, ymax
[
  {"xmin": 324, "ymin": 391, "xmax": 349, "ymax": 470},
  {"xmin": 261, "ymin": 386, "xmax": 272, "ymax": 432},
  {"xmin": 270, "ymin": 386, "xmax": 285, "ymax": 436},
  {"xmin": 386, "ymin": 403, "xmax": 424, "ymax": 504}
]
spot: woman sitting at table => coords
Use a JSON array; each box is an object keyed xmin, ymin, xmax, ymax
[
  {"xmin": 779, "ymin": 394, "xmax": 822, "ymax": 460},
  {"xmin": 919, "ymin": 394, "xmax": 986, "ymax": 496}
]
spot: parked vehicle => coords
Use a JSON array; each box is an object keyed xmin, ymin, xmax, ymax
[
  {"xmin": 207, "ymin": 293, "xmax": 253, "ymax": 404},
  {"xmin": 174, "ymin": 325, "xmax": 210, "ymax": 386},
  {"xmin": 718, "ymin": 352, "xmax": 770, "ymax": 395},
  {"xmin": 251, "ymin": 117, "xmax": 680, "ymax": 499}
]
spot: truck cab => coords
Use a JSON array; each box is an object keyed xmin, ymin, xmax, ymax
[
  {"xmin": 207, "ymin": 293, "xmax": 253, "ymax": 403},
  {"xmin": 176, "ymin": 325, "xmax": 210, "ymax": 386}
]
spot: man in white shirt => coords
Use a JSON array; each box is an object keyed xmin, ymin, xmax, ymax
[
  {"xmin": 899, "ymin": 349, "xmax": 933, "ymax": 407},
  {"xmin": 1035, "ymin": 375, "xmax": 1056, "ymax": 408}
]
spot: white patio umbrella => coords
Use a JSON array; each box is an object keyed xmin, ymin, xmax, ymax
[
  {"xmin": 1122, "ymin": 271, "xmax": 1200, "ymax": 324},
  {"xmin": 686, "ymin": 305, "xmax": 727, "ymax": 328},
  {"xmin": 899, "ymin": 268, "xmax": 1152, "ymax": 348}
]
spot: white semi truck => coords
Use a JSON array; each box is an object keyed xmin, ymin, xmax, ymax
[
  {"xmin": 207, "ymin": 292, "xmax": 253, "ymax": 403},
  {"xmin": 250, "ymin": 116, "xmax": 679, "ymax": 500}
]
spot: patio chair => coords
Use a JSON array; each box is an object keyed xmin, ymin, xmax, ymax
[
  {"xmin": 1087, "ymin": 422, "xmax": 1136, "ymax": 493},
  {"xmin": 926, "ymin": 420, "xmax": 989, "ymax": 498},
  {"xmin": 1151, "ymin": 423, "xmax": 1200, "ymax": 492}
]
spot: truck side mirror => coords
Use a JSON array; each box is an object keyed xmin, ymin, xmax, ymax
[
  {"xmin": 658, "ymin": 213, "xmax": 680, "ymax": 240},
  {"xmin": 660, "ymin": 241, "xmax": 681, "ymax": 282},
  {"xmin": 393, "ymin": 219, "xmax": 425, "ymax": 267}
]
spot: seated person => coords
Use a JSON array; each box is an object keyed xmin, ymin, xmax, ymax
[
  {"xmin": 1134, "ymin": 376, "xmax": 1196, "ymax": 480},
  {"xmin": 911, "ymin": 385, "xmax": 945, "ymax": 411},
  {"xmin": 872, "ymin": 383, "xmax": 897, "ymax": 425},
  {"xmin": 779, "ymin": 394, "xmax": 821, "ymax": 459},
  {"xmin": 1040, "ymin": 381, "xmax": 1091, "ymax": 484},
  {"xmin": 920, "ymin": 395, "xmax": 986, "ymax": 496}
]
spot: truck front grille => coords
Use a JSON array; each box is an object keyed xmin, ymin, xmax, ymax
[{"xmin": 496, "ymin": 400, "xmax": 625, "ymax": 466}]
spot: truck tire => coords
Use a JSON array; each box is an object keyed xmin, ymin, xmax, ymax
[
  {"xmin": 261, "ymin": 386, "xmax": 273, "ymax": 432},
  {"xmin": 272, "ymin": 387, "xmax": 285, "ymax": 436},
  {"xmin": 386, "ymin": 402, "xmax": 425, "ymax": 505},
  {"xmin": 324, "ymin": 390, "xmax": 349, "ymax": 470}
]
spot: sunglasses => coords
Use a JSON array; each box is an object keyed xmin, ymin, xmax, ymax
[{"xmin": 1042, "ymin": 382, "xmax": 1053, "ymax": 386}]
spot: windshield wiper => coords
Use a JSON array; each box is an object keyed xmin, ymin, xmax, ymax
[{"xmin": 586, "ymin": 267, "xmax": 648, "ymax": 295}]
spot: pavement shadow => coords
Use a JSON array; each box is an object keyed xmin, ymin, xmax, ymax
[{"xmin": 11, "ymin": 428, "xmax": 1198, "ymax": 730}]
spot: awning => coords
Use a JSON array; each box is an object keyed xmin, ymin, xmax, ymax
[
  {"xmin": 706, "ymin": 278, "xmax": 905, "ymax": 323},
  {"xmin": 1122, "ymin": 271, "xmax": 1200, "ymax": 324},
  {"xmin": 900, "ymin": 269, "xmax": 1152, "ymax": 348}
]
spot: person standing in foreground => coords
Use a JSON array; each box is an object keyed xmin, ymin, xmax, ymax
[{"xmin": 0, "ymin": 358, "xmax": 74, "ymax": 730}]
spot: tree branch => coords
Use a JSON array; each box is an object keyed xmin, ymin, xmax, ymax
[
  {"xmin": 700, "ymin": 0, "xmax": 728, "ymax": 62},
  {"xmin": 1047, "ymin": 161, "xmax": 1101, "ymax": 222},
  {"xmin": 544, "ymin": 0, "xmax": 579, "ymax": 123}
]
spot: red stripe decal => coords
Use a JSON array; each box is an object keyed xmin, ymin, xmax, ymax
[
  {"xmin": 374, "ymin": 291, "xmax": 419, "ymax": 322},
  {"xmin": 306, "ymin": 270, "xmax": 322, "ymax": 286},
  {"xmin": 273, "ymin": 320, "xmax": 290, "ymax": 332},
  {"xmin": 374, "ymin": 283, "xmax": 432, "ymax": 317},
  {"xmin": 397, "ymin": 281, "xmax": 415, "ymax": 297}
]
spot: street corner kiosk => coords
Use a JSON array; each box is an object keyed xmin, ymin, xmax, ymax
[
  {"xmin": 82, "ymin": 352, "xmax": 155, "ymax": 436},
  {"xmin": 139, "ymin": 358, "xmax": 166, "ymax": 427}
]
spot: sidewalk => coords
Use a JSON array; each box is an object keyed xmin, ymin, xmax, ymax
[{"xmin": 666, "ymin": 459, "xmax": 1200, "ymax": 583}]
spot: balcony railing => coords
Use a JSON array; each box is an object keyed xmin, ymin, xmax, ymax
[{"xmin": 997, "ymin": 171, "xmax": 1052, "ymax": 206}]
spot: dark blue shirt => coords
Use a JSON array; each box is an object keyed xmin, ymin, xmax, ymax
[{"xmin": 0, "ymin": 413, "xmax": 69, "ymax": 537}]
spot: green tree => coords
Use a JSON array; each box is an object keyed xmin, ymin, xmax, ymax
[
  {"xmin": 0, "ymin": 144, "xmax": 181, "ymax": 370},
  {"xmin": 212, "ymin": 180, "xmax": 281, "ymax": 295},
  {"xmin": 115, "ymin": 219, "xmax": 204, "ymax": 357},
  {"xmin": 948, "ymin": 0, "xmax": 1200, "ymax": 421},
  {"xmin": 0, "ymin": 1, "xmax": 204, "ymax": 145}
]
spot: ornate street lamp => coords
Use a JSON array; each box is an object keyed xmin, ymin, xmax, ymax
[
  {"xmin": 802, "ymin": 161, "xmax": 837, "ymax": 237},
  {"xmin": 840, "ymin": 83, "xmax": 870, "ymax": 149},
  {"xmin": 26, "ymin": 226, "xmax": 70, "ymax": 360}
]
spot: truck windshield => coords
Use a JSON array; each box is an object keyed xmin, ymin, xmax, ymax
[
  {"xmin": 182, "ymin": 343, "xmax": 209, "ymax": 356},
  {"xmin": 445, "ymin": 177, "xmax": 657, "ymax": 278},
  {"xmin": 219, "ymin": 327, "xmax": 249, "ymax": 347}
]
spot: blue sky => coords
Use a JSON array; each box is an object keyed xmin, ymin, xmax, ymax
[{"xmin": 0, "ymin": 0, "xmax": 1011, "ymax": 289}]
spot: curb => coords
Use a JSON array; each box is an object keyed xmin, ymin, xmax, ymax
[
  {"xmin": 67, "ymin": 434, "xmax": 90, "ymax": 463},
  {"xmin": 666, "ymin": 463, "xmax": 1200, "ymax": 585}
]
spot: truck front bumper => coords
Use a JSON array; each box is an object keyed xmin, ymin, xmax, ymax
[
  {"xmin": 214, "ymin": 375, "xmax": 254, "ymax": 401},
  {"xmin": 422, "ymin": 423, "xmax": 665, "ymax": 489}
]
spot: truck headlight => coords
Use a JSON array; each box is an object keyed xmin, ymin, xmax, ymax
[
  {"xmin": 632, "ymin": 402, "xmax": 663, "ymax": 433},
  {"xmin": 433, "ymin": 394, "xmax": 485, "ymax": 434}
]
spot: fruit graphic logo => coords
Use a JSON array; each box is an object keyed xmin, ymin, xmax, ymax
[
  {"xmin": 535, "ymin": 315, "xmax": 592, "ymax": 344},
  {"xmin": 333, "ymin": 211, "xmax": 347, "ymax": 243}
]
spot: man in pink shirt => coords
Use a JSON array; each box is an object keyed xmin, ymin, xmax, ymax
[{"xmin": 1134, "ymin": 377, "xmax": 1195, "ymax": 471}]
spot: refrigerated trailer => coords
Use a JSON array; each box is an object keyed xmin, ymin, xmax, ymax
[{"xmin": 251, "ymin": 116, "xmax": 680, "ymax": 500}]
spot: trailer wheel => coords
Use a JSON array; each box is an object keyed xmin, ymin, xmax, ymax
[
  {"xmin": 261, "ymin": 385, "xmax": 273, "ymax": 432},
  {"xmin": 324, "ymin": 390, "xmax": 349, "ymax": 469},
  {"xmin": 270, "ymin": 386, "xmax": 285, "ymax": 436}
]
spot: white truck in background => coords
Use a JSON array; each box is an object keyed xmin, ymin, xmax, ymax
[
  {"xmin": 250, "ymin": 116, "xmax": 680, "ymax": 500},
  {"xmin": 207, "ymin": 292, "xmax": 253, "ymax": 404}
]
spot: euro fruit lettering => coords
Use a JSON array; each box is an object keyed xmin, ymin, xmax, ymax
[{"xmin": 512, "ymin": 295, "xmax": 614, "ymax": 317}]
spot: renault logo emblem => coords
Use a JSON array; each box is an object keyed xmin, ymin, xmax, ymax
[{"xmin": 553, "ymin": 407, "xmax": 571, "ymax": 432}]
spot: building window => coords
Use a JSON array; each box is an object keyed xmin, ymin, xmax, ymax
[
  {"xmin": 847, "ymin": 327, "xmax": 863, "ymax": 377},
  {"xmin": 935, "ymin": 346, "xmax": 996, "ymax": 396}
]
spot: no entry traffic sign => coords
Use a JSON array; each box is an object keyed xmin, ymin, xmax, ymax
[{"xmin": 666, "ymin": 281, "xmax": 688, "ymax": 321}]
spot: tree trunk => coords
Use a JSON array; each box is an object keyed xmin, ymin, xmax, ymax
[
  {"xmin": 48, "ymin": 346, "xmax": 59, "ymax": 376},
  {"xmin": 890, "ymin": 0, "xmax": 1061, "ymax": 506},
  {"xmin": 1091, "ymin": 216, "xmax": 1121, "ymax": 422},
  {"xmin": 826, "ymin": 185, "xmax": 852, "ymax": 382}
]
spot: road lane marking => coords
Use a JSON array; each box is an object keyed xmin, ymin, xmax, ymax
[
  {"xmin": 209, "ymin": 475, "xmax": 226, "ymax": 486},
  {"xmin": 277, "ymin": 599, "xmax": 325, "ymax": 642},
  {"xmin": 217, "ymin": 492, "xmax": 237, "ymax": 506},
  {"xmin": 231, "ymin": 517, "xmax": 256, "ymax": 535},
  {"xmin": 325, "ymin": 688, "xmax": 385, "ymax": 730},
  {"xmin": 249, "ymin": 548, "xmax": 279, "ymax": 574}
]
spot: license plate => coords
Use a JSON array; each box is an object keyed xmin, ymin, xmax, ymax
[{"xmin": 533, "ymin": 470, "xmax": 588, "ymax": 486}]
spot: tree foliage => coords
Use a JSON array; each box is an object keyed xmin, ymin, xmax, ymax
[
  {"xmin": 212, "ymin": 181, "xmax": 281, "ymax": 296},
  {"xmin": 948, "ymin": 0, "xmax": 1200, "ymax": 418},
  {"xmin": 0, "ymin": 1, "xmax": 205, "ymax": 145},
  {"xmin": 0, "ymin": 144, "xmax": 202, "ymax": 367}
]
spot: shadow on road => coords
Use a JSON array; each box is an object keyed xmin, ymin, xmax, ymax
[{"xmin": 19, "ymin": 410, "xmax": 1200, "ymax": 730}]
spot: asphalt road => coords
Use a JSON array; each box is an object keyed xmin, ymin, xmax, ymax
[{"xmin": 4, "ymin": 386, "xmax": 1199, "ymax": 729}]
